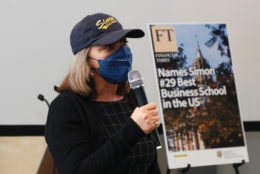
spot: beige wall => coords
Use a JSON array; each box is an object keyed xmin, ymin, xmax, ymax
[{"xmin": 0, "ymin": 136, "xmax": 46, "ymax": 174}]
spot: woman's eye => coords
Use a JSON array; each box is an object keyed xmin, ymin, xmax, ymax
[{"xmin": 105, "ymin": 44, "xmax": 113, "ymax": 50}]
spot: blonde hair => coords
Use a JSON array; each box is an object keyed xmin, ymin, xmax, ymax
[{"xmin": 55, "ymin": 47, "xmax": 130, "ymax": 96}]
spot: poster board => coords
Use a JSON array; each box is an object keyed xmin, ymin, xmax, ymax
[{"xmin": 148, "ymin": 24, "xmax": 249, "ymax": 169}]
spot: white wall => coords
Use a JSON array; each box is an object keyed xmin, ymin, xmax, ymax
[{"xmin": 0, "ymin": 1, "xmax": 259, "ymax": 123}]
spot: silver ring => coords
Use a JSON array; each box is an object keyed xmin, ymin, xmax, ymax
[{"xmin": 154, "ymin": 122, "xmax": 160, "ymax": 128}]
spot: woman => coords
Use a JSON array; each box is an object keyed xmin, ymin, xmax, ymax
[{"xmin": 45, "ymin": 13, "xmax": 161, "ymax": 174}]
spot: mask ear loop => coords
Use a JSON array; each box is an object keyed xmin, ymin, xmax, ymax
[{"xmin": 86, "ymin": 55, "xmax": 99, "ymax": 72}]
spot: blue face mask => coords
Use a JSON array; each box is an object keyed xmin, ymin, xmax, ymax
[{"xmin": 88, "ymin": 45, "xmax": 132, "ymax": 84}]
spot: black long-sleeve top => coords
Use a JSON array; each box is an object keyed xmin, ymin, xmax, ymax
[{"xmin": 44, "ymin": 90, "xmax": 161, "ymax": 174}]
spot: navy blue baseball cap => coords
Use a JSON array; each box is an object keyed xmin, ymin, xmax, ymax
[{"xmin": 70, "ymin": 13, "xmax": 145, "ymax": 55}]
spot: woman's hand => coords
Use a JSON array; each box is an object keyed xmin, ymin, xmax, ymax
[{"xmin": 131, "ymin": 103, "xmax": 160, "ymax": 134}]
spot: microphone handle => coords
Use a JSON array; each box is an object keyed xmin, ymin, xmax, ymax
[
  {"xmin": 133, "ymin": 87, "xmax": 162, "ymax": 149},
  {"xmin": 134, "ymin": 87, "xmax": 148, "ymax": 106}
]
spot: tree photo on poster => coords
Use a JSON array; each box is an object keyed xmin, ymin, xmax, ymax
[{"xmin": 150, "ymin": 24, "xmax": 245, "ymax": 153}]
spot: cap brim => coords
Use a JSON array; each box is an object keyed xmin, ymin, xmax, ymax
[{"xmin": 91, "ymin": 29, "xmax": 145, "ymax": 46}]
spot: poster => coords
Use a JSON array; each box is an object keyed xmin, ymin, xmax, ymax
[{"xmin": 149, "ymin": 24, "xmax": 249, "ymax": 169}]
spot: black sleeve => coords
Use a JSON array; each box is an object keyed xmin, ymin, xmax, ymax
[{"xmin": 44, "ymin": 94, "xmax": 145, "ymax": 174}]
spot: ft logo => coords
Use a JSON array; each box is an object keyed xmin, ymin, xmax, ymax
[{"xmin": 150, "ymin": 25, "xmax": 178, "ymax": 53}]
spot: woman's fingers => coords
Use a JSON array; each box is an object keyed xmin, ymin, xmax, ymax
[
  {"xmin": 140, "ymin": 104, "xmax": 158, "ymax": 117},
  {"xmin": 130, "ymin": 103, "xmax": 160, "ymax": 134},
  {"xmin": 141, "ymin": 103, "xmax": 156, "ymax": 111}
]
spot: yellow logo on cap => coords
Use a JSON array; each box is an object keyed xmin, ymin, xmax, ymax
[{"xmin": 96, "ymin": 17, "xmax": 117, "ymax": 29}]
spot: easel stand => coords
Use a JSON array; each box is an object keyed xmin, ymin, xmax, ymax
[
  {"xmin": 166, "ymin": 164, "xmax": 191, "ymax": 174},
  {"xmin": 233, "ymin": 160, "xmax": 245, "ymax": 174},
  {"xmin": 166, "ymin": 160, "xmax": 245, "ymax": 174}
]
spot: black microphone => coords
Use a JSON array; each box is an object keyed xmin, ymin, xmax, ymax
[
  {"xmin": 38, "ymin": 94, "xmax": 50, "ymax": 108},
  {"xmin": 128, "ymin": 70, "xmax": 162, "ymax": 149}
]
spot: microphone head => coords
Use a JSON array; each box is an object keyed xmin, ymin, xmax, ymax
[
  {"xmin": 128, "ymin": 70, "xmax": 144, "ymax": 89},
  {"xmin": 38, "ymin": 94, "xmax": 44, "ymax": 101}
]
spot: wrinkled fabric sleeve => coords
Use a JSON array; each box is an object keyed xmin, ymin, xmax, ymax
[{"xmin": 44, "ymin": 94, "xmax": 145, "ymax": 174}]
